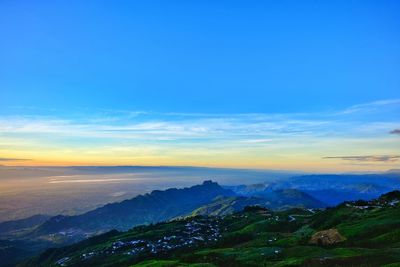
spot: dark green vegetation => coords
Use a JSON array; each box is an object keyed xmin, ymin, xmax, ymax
[
  {"xmin": 22, "ymin": 191, "xmax": 400, "ymax": 267},
  {"xmin": 187, "ymin": 189, "xmax": 323, "ymax": 217},
  {"xmin": 0, "ymin": 215, "xmax": 54, "ymax": 267},
  {"xmin": 276, "ymin": 174, "xmax": 400, "ymax": 206},
  {"xmin": 2, "ymin": 174, "xmax": 400, "ymax": 267},
  {"xmin": 0, "ymin": 215, "xmax": 50, "ymax": 236},
  {"xmin": 0, "ymin": 239, "xmax": 50, "ymax": 267},
  {"xmin": 0, "ymin": 180, "xmax": 323, "ymax": 266},
  {"xmin": 36, "ymin": 181, "xmax": 234, "ymax": 235},
  {"xmin": 188, "ymin": 196, "xmax": 272, "ymax": 217}
]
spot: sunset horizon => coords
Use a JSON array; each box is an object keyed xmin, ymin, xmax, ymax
[{"xmin": 1, "ymin": 100, "xmax": 399, "ymax": 172}]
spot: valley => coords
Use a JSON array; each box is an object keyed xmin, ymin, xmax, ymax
[
  {"xmin": 1, "ymin": 172, "xmax": 399, "ymax": 266},
  {"xmin": 21, "ymin": 191, "xmax": 400, "ymax": 266}
]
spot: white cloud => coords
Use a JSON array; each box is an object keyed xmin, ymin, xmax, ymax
[
  {"xmin": 1, "ymin": 99, "xmax": 399, "ymax": 161},
  {"xmin": 340, "ymin": 98, "xmax": 400, "ymax": 114}
]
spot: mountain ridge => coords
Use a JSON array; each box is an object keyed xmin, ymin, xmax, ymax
[
  {"xmin": 35, "ymin": 181, "xmax": 235, "ymax": 236},
  {"xmin": 22, "ymin": 190, "xmax": 400, "ymax": 267}
]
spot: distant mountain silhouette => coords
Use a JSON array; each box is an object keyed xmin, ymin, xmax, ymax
[
  {"xmin": 187, "ymin": 189, "xmax": 323, "ymax": 217},
  {"xmin": 254, "ymin": 188, "xmax": 326, "ymax": 209},
  {"xmin": 3, "ymin": 176, "xmax": 400, "ymax": 267},
  {"xmin": 0, "ymin": 214, "xmax": 50, "ymax": 237},
  {"xmin": 36, "ymin": 181, "xmax": 235, "ymax": 236},
  {"xmin": 23, "ymin": 191, "xmax": 400, "ymax": 267},
  {"xmin": 261, "ymin": 174, "xmax": 400, "ymax": 206},
  {"xmin": 187, "ymin": 196, "xmax": 271, "ymax": 217}
]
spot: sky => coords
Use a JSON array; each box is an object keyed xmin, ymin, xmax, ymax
[{"xmin": 0, "ymin": 0, "xmax": 399, "ymax": 171}]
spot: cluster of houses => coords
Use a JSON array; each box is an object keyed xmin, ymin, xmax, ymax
[
  {"xmin": 345, "ymin": 194, "xmax": 400, "ymax": 210},
  {"xmin": 54, "ymin": 218, "xmax": 223, "ymax": 265},
  {"xmin": 116, "ymin": 219, "xmax": 222, "ymax": 256},
  {"xmin": 48, "ymin": 227, "xmax": 93, "ymax": 244},
  {"xmin": 55, "ymin": 257, "xmax": 70, "ymax": 266},
  {"xmin": 267, "ymin": 236, "xmax": 278, "ymax": 243},
  {"xmin": 267, "ymin": 215, "xmax": 282, "ymax": 222}
]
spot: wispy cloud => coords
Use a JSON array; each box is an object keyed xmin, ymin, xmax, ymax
[
  {"xmin": 48, "ymin": 178, "xmax": 136, "ymax": 184},
  {"xmin": 240, "ymin": 139, "xmax": 273, "ymax": 143},
  {"xmin": 390, "ymin": 129, "xmax": 400, "ymax": 135},
  {"xmin": 1, "ymin": 99, "xmax": 400, "ymax": 170},
  {"xmin": 340, "ymin": 99, "xmax": 400, "ymax": 115},
  {"xmin": 0, "ymin": 115, "xmax": 331, "ymax": 141},
  {"xmin": 323, "ymin": 155, "xmax": 400, "ymax": 162},
  {"xmin": 0, "ymin": 106, "xmax": 396, "ymax": 141},
  {"xmin": 0, "ymin": 157, "xmax": 31, "ymax": 161}
]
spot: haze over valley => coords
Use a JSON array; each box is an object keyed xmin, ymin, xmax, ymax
[{"xmin": 0, "ymin": 166, "xmax": 296, "ymax": 222}]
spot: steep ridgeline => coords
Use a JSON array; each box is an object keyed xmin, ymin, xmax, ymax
[
  {"xmin": 24, "ymin": 191, "xmax": 400, "ymax": 267},
  {"xmin": 2, "ymin": 181, "xmax": 234, "ymax": 267},
  {"xmin": 36, "ymin": 181, "xmax": 234, "ymax": 237},
  {"xmin": 280, "ymin": 174, "xmax": 400, "ymax": 206},
  {"xmin": 188, "ymin": 196, "xmax": 271, "ymax": 217},
  {"xmin": 35, "ymin": 181, "xmax": 235, "ymax": 236},
  {"xmin": 188, "ymin": 189, "xmax": 324, "ymax": 217},
  {"xmin": 227, "ymin": 174, "xmax": 400, "ymax": 206},
  {"xmin": 6, "ymin": 177, "xmax": 396, "ymax": 267},
  {"xmin": 0, "ymin": 181, "xmax": 324, "ymax": 267},
  {"xmin": 0, "ymin": 214, "xmax": 50, "ymax": 238},
  {"xmin": 254, "ymin": 189, "xmax": 326, "ymax": 209}
]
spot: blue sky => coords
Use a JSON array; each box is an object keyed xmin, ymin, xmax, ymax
[{"xmin": 0, "ymin": 1, "xmax": 399, "ymax": 170}]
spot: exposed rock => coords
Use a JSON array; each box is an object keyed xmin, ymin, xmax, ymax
[{"xmin": 309, "ymin": 228, "xmax": 346, "ymax": 246}]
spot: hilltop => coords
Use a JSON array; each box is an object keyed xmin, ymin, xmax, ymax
[
  {"xmin": 22, "ymin": 190, "xmax": 400, "ymax": 267},
  {"xmin": 2, "ymin": 175, "xmax": 399, "ymax": 266}
]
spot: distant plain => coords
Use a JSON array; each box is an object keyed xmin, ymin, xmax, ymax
[{"xmin": 0, "ymin": 166, "xmax": 296, "ymax": 222}]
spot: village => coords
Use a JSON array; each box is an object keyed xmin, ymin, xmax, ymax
[
  {"xmin": 54, "ymin": 193, "xmax": 400, "ymax": 266},
  {"xmin": 345, "ymin": 194, "xmax": 400, "ymax": 210},
  {"xmin": 54, "ymin": 211, "xmax": 288, "ymax": 266},
  {"xmin": 54, "ymin": 217, "xmax": 223, "ymax": 266}
]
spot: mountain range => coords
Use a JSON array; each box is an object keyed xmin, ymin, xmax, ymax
[
  {"xmin": 227, "ymin": 173, "xmax": 400, "ymax": 206},
  {"xmin": 0, "ymin": 180, "xmax": 322, "ymax": 267},
  {"xmin": 36, "ymin": 181, "xmax": 234, "ymax": 235},
  {"xmin": 21, "ymin": 190, "xmax": 400, "ymax": 266},
  {"xmin": 1, "ymin": 173, "xmax": 400, "ymax": 266}
]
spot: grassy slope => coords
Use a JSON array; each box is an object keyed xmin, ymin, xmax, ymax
[{"xmin": 21, "ymin": 196, "xmax": 400, "ymax": 267}]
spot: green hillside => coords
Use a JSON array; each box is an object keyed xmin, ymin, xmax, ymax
[
  {"xmin": 21, "ymin": 191, "xmax": 400, "ymax": 267},
  {"xmin": 187, "ymin": 197, "xmax": 269, "ymax": 217},
  {"xmin": 187, "ymin": 190, "xmax": 324, "ymax": 218}
]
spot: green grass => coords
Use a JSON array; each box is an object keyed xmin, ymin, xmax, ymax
[{"xmin": 20, "ymin": 193, "xmax": 400, "ymax": 267}]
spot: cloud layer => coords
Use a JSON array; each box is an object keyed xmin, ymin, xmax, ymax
[
  {"xmin": 0, "ymin": 99, "xmax": 399, "ymax": 171},
  {"xmin": 0, "ymin": 157, "xmax": 30, "ymax": 161},
  {"xmin": 323, "ymin": 155, "xmax": 400, "ymax": 162},
  {"xmin": 390, "ymin": 129, "xmax": 400, "ymax": 135}
]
